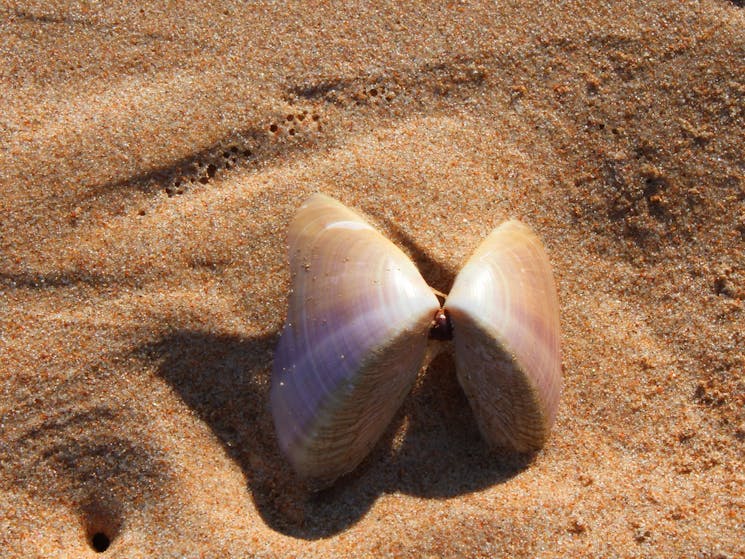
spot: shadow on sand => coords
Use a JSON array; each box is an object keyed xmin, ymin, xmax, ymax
[{"xmin": 145, "ymin": 328, "xmax": 534, "ymax": 540}]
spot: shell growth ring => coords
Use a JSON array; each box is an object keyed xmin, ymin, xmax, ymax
[{"xmin": 270, "ymin": 193, "xmax": 562, "ymax": 487}]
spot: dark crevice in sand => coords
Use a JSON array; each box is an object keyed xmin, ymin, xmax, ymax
[
  {"xmin": 13, "ymin": 406, "xmax": 120, "ymax": 448},
  {"xmin": 289, "ymin": 79, "xmax": 352, "ymax": 101},
  {"xmin": 1, "ymin": 400, "xmax": 170, "ymax": 531},
  {"xmin": 143, "ymin": 329, "xmax": 530, "ymax": 539},
  {"xmin": 3, "ymin": 44, "xmax": 618, "ymax": 247},
  {"xmin": 7, "ymin": 7, "xmax": 100, "ymax": 27},
  {"xmin": 83, "ymin": 108, "xmax": 325, "ymax": 205},
  {"xmin": 4, "ymin": 7, "xmax": 188, "ymax": 44},
  {"xmin": 285, "ymin": 51, "xmax": 489, "ymax": 109},
  {"xmin": 83, "ymin": 52, "xmax": 495, "ymax": 208},
  {"xmin": 0, "ymin": 270, "xmax": 117, "ymax": 290},
  {"xmin": 86, "ymin": 128, "xmax": 264, "ymax": 199}
]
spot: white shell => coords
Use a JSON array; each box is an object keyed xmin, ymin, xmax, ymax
[
  {"xmin": 271, "ymin": 194, "xmax": 562, "ymax": 487},
  {"xmin": 270, "ymin": 193, "xmax": 440, "ymax": 485},
  {"xmin": 446, "ymin": 221, "xmax": 562, "ymax": 451}
]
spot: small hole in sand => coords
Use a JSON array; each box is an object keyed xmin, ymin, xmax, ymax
[
  {"xmin": 286, "ymin": 114, "xmax": 294, "ymax": 121},
  {"xmin": 206, "ymin": 164, "xmax": 217, "ymax": 178},
  {"xmin": 311, "ymin": 114, "xmax": 320, "ymax": 121},
  {"xmin": 91, "ymin": 532, "xmax": 110, "ymax": 552},
  {"xmin": 288, "ymin": 128, "xmax": 296, "ymax": 135},
  {"xmin": 269, "ymin": 123, "xmax": 279, "ymax": 133},
  {"xmin": 369, "ymin": 88, "xmax": 378, "ymax": 96}
]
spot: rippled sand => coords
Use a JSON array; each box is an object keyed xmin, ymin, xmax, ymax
[{"xmin": 1, "ymin": 1, "xmax": 743, "ymax": 557}]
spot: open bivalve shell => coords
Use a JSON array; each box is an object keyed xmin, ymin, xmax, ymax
[
  {"xmin": 446, "ymin": 221, "xmax": 562, "ymax": 452},
  {"xmin": 270, "ymin": 193, "xmax": 562, "ymax": 487}
]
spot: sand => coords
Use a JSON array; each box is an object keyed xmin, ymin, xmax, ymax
[{"xmin": 1, "ymin": 1, "xmax": 743, "ymax": 557}]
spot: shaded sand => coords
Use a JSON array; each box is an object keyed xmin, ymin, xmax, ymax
[{"xmin": 1, "ymin": 1, "xmax": 744, "ymax": 557}]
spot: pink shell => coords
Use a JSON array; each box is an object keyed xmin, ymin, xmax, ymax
[
  {"xmin": 445, "ymin": 221, "xmax": 562, "ymax": 451},
  {"xmin": 271, "ymin": 194, "xmax": 562, "ymax": 486},
  {"xmin": 270, "ymin": 194, "xmax": 439, "ymax": 485}
]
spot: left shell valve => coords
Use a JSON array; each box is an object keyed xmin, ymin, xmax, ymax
[{"xmin": 270, "ymin": 194, "xmax": 440, "ymax": 486}]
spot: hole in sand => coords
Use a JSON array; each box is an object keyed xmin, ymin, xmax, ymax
[
  {"xmin": 81, "ymin": 501, "xmax": 121, "ymax": 554},
  {"xmin": 90, "ymin": 531, "xmax": 111, "ymax": 552}
]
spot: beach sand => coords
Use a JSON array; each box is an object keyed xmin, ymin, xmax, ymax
[{"xmin": 1, "ymin": 1, "xmax": 743, "ymax": 557}]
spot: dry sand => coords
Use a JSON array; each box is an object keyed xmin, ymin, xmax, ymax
[{"xmin": 1, "ymin": 1, "xmax": 743, "ymax": 557}]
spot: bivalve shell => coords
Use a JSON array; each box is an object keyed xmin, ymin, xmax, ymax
[
  {"xmin": 270, "ymin": 194, "xmax": 440, "ymax": 484},
  {"xmin": 446, "ymin": 221, "xmax": 562, "ymax": 452},
  {"xmin": 270, "ymin": 194, "xmax": 562, "ymax": 487}
]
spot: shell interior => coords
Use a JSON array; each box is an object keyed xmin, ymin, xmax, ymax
[
  {"xmin": 271, "ymin": 194, "xmax": 562, "ymax": 486},
  {"xmin": 445, "ymin": 221, "xmax": 562, "ymax": 451}
]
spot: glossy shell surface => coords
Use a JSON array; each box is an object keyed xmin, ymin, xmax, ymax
[
  {"xmin": 271, "ymin": 194, "xmax": 563, "ymax": 486},
  {"xmin": 270, "ymin": 193, "xmax": 440, "ymax": 484},
  {"xmin": 445, "ymin": 220, "xmax": 562, "ymax": 451}
]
